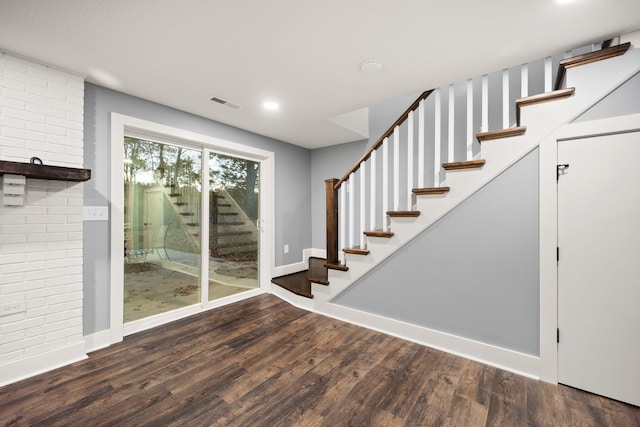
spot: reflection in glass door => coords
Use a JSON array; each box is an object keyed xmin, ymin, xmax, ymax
[
  {"xmin": 207, "ymin": 152, "xmax": 260, "ymax": 301},
  {"xmin": 123, "ymin": 138, "xmax": 260, "ymax": 324},
  {"xmin": 123, "ymin": 138, "xmax": 202, "ymax": 322}
]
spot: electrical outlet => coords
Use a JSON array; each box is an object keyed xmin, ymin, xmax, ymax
[
  {"xmin": 0, "ymin": 301, "xmax": 26, "ymax": 317},
  {"xmin": 284, "ymin": 244, "xmax": 289, "ymax": 254}
]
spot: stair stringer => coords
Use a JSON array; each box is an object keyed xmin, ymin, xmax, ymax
[{"xmin": 311, "ymin": 47, "xmax": 640, "ymax": 309}]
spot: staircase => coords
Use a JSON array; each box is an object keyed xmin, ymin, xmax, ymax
[
  {"xmin": 158, "ymin": 180, "xmax": 259, "ymax": 261},
  {"xmin": 160, "ymin": 181, "xmax": 201, "ymax": 252},
  {"xmin": 209, "ymin": 189, "xmax": 259, "ymax": 261},
  {"xmin": 272, "ymin": 40, "xmax": 640, "ymax": 308}
]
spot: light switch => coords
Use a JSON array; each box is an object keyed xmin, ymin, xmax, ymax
[{"xmin": 84, "ymin": 206, "xmax": 109, "ymax": 221}]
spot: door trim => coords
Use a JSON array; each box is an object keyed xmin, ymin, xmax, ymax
[
  {"xmin": 109, "ymin": 113, "xmax": 275, "ymax": 343},
  {"xmin": 538, "ymin": 112, "xmax": 640, "ymax": 383}
]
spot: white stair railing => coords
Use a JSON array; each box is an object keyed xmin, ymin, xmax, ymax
[{"xmin": 328, "ymin": 41, "xmax": 612, "ymax": 267}]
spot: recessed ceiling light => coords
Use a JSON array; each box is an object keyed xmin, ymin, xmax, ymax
[
  {"xmin": 263, "ymin": 101, "xmax": 280, "ymax": 111},
  {"xmin": 556, "ymin": 0, "xmax": 577, "ymax": 4},
  {"xmin": 361, "ymin": 59, "xmax": 382, "ymax": 73}
]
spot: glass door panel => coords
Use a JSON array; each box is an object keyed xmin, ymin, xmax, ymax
[
  {"xmin": 208, "ymin": 152, "xmax": 260, "ymax": 301},
  {"xmin": 123, "ymin": 137, "xmax": 202, "ymax": 322}
]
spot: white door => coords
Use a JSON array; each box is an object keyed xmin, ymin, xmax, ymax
[{"xmin": 558, "ymin": 131, "xmax": 640, "ymax": 406}]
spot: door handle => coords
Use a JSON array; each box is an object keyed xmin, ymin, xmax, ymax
[{"xmin": 557, "ymin": 164, "xmax": 570, "ymax": 181}]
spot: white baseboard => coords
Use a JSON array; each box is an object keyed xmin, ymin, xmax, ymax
[
  {"xmin": 0, "ymin": 341, "xmax": 87, "ymax": 387},
  {"xmin": 270, "ymin": 283, "xmax": 315, "ymax": 311},
  {"xmin": 272, "ymin": 248, "xmax": 326, "ymax": 278},
  {"xmin": 305, "ymin": 248, "xmax": 326, "ymax": 259},
  {"xmin": 317, "ymin": 302, "xmax": 540, "ymax": 380},
  {"xmin": 272, "ymin": 261, "xmax": 307, "ymax": 278},
  {"xmin": 84, "ymin": 329, "xmax": 111, "ymax": 353}
]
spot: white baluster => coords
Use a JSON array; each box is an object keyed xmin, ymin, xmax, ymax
[
  {"xmin": 544, "ymin": 57, "xmax": 552, "ymax": 92},
  {"xmin": 502, "ymin": 69, "xmax": 509, "ymax": 129},
  {"xmin": 382, "ymin": 137, "xmax": 389, "ymax": 230},
  {"xmin": 521, "ymin": 64, "xmax": 528, "ymax": 98},
  {"xmin": 481, "ymin": 75, "xmax": 488, "ymax": 132},
  {"xmin": 417, "ymin": 100, "xmax": 425, "ymax": 188},
  {"xmin": 339, "ymin": 184, "xmax": 346, "ymax": 263},
  {"xmin": 407, "ymin": 111, "xmax": 414, "ymax": 210},
  {"xmin": 370, "ymin": 150, "xmax": 376, "ymax": 231},
  {"xmin": 434, "ymin": 89, "xmax": 441, "ymax": 186},
  {"xmin": 393, "ymin": 126, "xmax": 400, "ymax": 211},
  {"xmin": 348, "ymin": 173, "xmax": 355, "ymax": 249},
  {"xmin": 359, "ymin": 162, "xmax": 366, "ymax": 249},
  {"xmin": 448, "ymin": 84, "xmax": 455, "ymax": 163},
  {"xmin": 466, "ymin": 79, "xmax": 473, "ymax": 160}
]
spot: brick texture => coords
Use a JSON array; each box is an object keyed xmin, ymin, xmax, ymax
[{"xmin": 0, "ymin": 53, "xmax": 84, "ymax": 363}]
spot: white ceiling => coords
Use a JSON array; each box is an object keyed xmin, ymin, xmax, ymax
[{"xmin": 1, "ymin": 0, "xmax": 639, "ymax": 149}]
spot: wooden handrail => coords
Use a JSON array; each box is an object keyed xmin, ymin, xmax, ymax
[{"xmin": 334, "ymin": 89, "xmax": 434, "ymax": 190}]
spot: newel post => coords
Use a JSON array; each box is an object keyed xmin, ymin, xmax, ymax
[{"xmin": 325, "ymin": 178, "xmax": 339, "ymax": 266}]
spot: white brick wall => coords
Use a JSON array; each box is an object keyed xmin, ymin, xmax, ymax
[
  {"xmin": 0, "ymin": 53, "xmax": 84, "ymax": 167},
  {"xmin": 0, "ymin": 53, "xmax": 85, "ymax": 380}
]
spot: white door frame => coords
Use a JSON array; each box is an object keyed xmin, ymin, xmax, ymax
[
  {"xmin": 109, "ymin": 113, "xmax": 275, "ymax": 343},
  {"xmin": 538, "ymin": 112, "xmax": 640, "ymax": 383}
]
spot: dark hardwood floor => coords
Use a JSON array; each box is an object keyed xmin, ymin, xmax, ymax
[{"xmin": 1, "ymin": 294, "xmax": 638, "ymax": 426}]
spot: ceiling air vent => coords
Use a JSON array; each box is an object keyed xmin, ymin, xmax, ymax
[{"xmin": 210, "ymin": 96, "xmax": 242, "ymax": 110}]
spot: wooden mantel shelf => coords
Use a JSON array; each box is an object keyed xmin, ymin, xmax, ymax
[{"xmin": 0, "ymin": 160, "xmax": 91, "ymax": 182}]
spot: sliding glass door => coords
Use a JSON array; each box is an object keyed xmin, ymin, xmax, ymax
[
  {"xmin": 207, "ymin": 152, "xmax": 260, "ymax": 302},
  {"xmin": 123, "ymin": 137, "xmax": 260, "ymax": 324}
]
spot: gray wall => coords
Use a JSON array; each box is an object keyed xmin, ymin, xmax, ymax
[
  {"xmin": 368, "ymin": 92, "xmax": 420, "ymax": 147},
  {"xmin": 574, "ymin": 70, "xmax": 640, "ymax": 122},
  {"xmin": 83, "ymin": 83, "xmax": 311, "ymax": 335},
  {"xmin": 310, "ymin": 140, "xmax": 368, "ymax": 249},
  {"xmin": 332, "ymin": 149, "xmax": 540, "ymax": 356}
]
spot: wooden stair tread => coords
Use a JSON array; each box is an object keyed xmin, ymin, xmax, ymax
[
  {"xmin": 412, "ymin": 186, "xmax": 450, "ymax": 195},
  {"xmin": 174, "ymin": 202, "xmax": 188, "ymax": 206},
  {"xmin": 442, "ymin": 159, "xmax": 486, "ymax": 171},
  {"xmin": 364, "ymin": 230, "xmax": 394, "ymax": 238},
  {"xmin": 213, "ymin": 221, "xmax": 246, "ymax": 227},
  {"xmin": 219, "ymin": 212, "xmax": 239, "ymax": 216},
  {"xmin": 387, "ymin": 211, "xmax": 420, "ymax": 218},
  {"xmin": 343, "ymin": 247, "xmax": 370, "ymax": 255},
  {"xmin": 555, "ymin": 42, "xmax": 631, "ymax": 90},
  {"xmin": 476, "ymin": 126, "xmax": 526, "ymax": 142},
  {"xmin": 516, "ymin": 88, "xmax": 575, "ymax": 125},
  {"xmin": 516, "ymin": 88, "xmax": 576, "ymax": 108},
  {"xmin": 179, "ymin": 212, "xmax": 195, "ymax": 216},
  {"xmin": 271, "ymin": 270, "xmax": 313, "ymax": 298},
  {"xmin": 325, "ymin": 262, "xmax": 349, "ymax": 271},
  {"xmin": 169, "ymin": 193, "xmax": 180, "ymax": 197}
]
